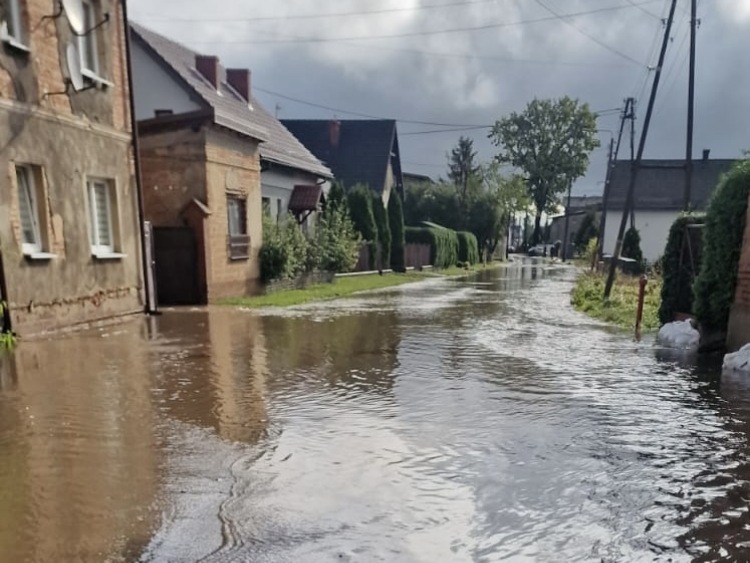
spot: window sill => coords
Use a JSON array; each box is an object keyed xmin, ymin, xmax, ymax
[
  {"xmin": 24, "ymin": 252, "xmax": 57, "ymax": 261},
  {"xmin": 1, "ymin": 35, "xmax": 30, "ymax": 54},
  {"xmin": 92, "ymin": 252, "xmax": 127, "ymax": 260},
  {"xmin": 82, "ymin": 70, "xmax": 114, "ymax": 89}
]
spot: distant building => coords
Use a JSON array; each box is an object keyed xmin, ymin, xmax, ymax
[
  {"xmin": 602, "ymin": 155, "xmax": 735, "ymax": 262},
  {"xmin": 283, "ymin": 119, "xmax": 404, "ymax": 203},
  {"xmin": 549, "ymin": 196, "xmax": 602, "ymax": 257}
]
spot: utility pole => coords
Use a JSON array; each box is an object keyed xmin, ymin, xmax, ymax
[
  {"xmin": 597, "ymin": 97, "xmax": 635, "ymax": 262},
  {"xmin": 629, "ymin": 99, "xmax": 636, "ymax": 228},
  {"xmin": 604, "ymin": 0, "xmax": 678, "ymax": 300},
  {"xmin": 684, "ymin": 0, "xmax": 698, "ymax": 211},
  {"xmin": 561, "ymin": 181, "xmax": 573, "ymax": 262}
]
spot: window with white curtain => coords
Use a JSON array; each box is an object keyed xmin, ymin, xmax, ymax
[
  {"xmin": 78, "ymin": 0, "xmax": 100, "ymax": 77},
  {"xmin": 2, "ymin": 0, "xmax": 25, "ymax": 45},
  {"xmin": 16, "ymin": 165, "xmax": 42, "ymax": 255},
  {"xmin": 88, "ymin": 178, "xmax": 115, "ymax": 255}
]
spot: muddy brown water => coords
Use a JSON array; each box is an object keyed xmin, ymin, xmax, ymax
[{"xmin": 1, "ymin": 263, "xmax": 748, "ymax": 562}]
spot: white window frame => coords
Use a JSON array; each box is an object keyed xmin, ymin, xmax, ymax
[
  {"xmin": 1, "ymin": 0, "xmax": 28, "ymax": 51},
  {"xmin": 78, "ymin": 0, "xmax": 101, "ymax": 79},
  {"xmin": 87, "ymin": 178, "xmax": 116, "ymax": 257},
  {"xmin": 16, "ymin": 165, "xmax": 42, "ymax": 255}
]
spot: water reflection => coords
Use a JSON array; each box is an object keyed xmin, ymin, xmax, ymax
[
  {"xmin": 4, "ymin": 264, "xmax": 750, "ymax": 562},
  {"xmin": 0, "ymin": 323, "xmax": 159, "ymax": 563}
]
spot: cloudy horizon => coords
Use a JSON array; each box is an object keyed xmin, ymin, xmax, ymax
[{"xmin": 129, "ymin": 0, "xmax": 749, "ymax": 196}]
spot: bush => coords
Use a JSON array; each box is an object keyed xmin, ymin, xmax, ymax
[
  {"xmin": 405, "ymin": 226, "xmax": 459, "ymax": 269},
  {"xmin": 574, "ymin": 211, "xmax": 599, "ymax": 255},
  {"xmin": 658, "ymin": 214, "xmax": 705, "ymax": 325},
  {"xmin": 372, "ymin": 194, "xmax": 391, "ymax": 269},
  {"xmin": 694, "ymin": 159, "xmax": 750, "ymax": 332},
  {"xmin": 316, "ymin": 206, "xmax": 361, "ymax": 273},
  {"xmin": 622, "ymin": 226, "xmax": 645, "ymax": 273},
  {"xmin": 388, "ymin": 192, "xmax": 406, "ymax": 272},
  {"xmin": 326, "ymin": 181, "xmax": 348, "ymax": 216},
  {"xmin": 260, "ymin": 213, "xmax": 310, "ymax": 282},
  {"xmin": 457, "ymin": 231, "xmax": 480, "ymax": 264},
  {"xmin": 347, "ymin": 185, "xmax": 378, "ymax": 242}
]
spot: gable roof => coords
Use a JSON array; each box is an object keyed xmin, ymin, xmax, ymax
[
  {"xmin": 130, "ymin": 23, "xmax": 331, "ymax": 178},
  {"xmin": 607, "ymin": 159, "xmax": 736, "ymax": 211},
  {"xmin": 282, "ymin": 119, "xmax": 400, "ymax": 193}
]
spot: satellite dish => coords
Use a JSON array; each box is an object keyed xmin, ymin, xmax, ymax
[
  {"xmin": 66, "ymin": 42, "xmax": 85, "ymax": 91},
  {"xmin": 61, "ymin": 0, "xmax": 85, "ymax": 35}
]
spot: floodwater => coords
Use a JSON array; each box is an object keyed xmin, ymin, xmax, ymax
[{"xmin": 2, "ymin": 262, "xmax": 749, "ymax": 562}]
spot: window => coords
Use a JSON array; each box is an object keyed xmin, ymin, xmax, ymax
[
  {"xmin": 276, "ymin": 198, "xmax": 283, "ymax": 222},
  {"xmin": 2, "ymin": 0, "xmax": 26, "ymax": 48},
  {"xmin": 78, "ymin": 1, "xmax": 100, "ymax": 77},
  {"xmin": 262, "ymin": 196, "xmax": 270, "ymax": 215},
  {"xmin": 16, "ymin": 165, "xmax": 42, "ymax": 255},
  {"xmin": 227, "ymin": 195, "xmax": 249, "ymax": 260},
  {"xmin": 88, "ymin": 179, "xmax": 115, "ymax": 256}
]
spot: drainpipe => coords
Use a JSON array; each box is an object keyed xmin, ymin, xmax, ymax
[{"xmin": 121, "ymin": 0, "xmax": 156, "ymax": 314}]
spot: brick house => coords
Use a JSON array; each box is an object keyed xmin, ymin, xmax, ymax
[
  {"xmin": 129, "ymin": 24, "xmax": 331, "ymax": 304},
  {"xmin": 0, "ymin": 0, "xmax": 144, "ymax": 335}
]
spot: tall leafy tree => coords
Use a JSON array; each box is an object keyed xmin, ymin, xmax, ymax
[
  {"xmin": 447, "ymin": 136, "xmax": 482, "ymax": 218},
  {"xmin": 372, "ymin": 194, "xmax": 391, "ymax": 269},
  {"xmin": 489, "ymin": 97, "xmax": 599, "ymax": 245}
]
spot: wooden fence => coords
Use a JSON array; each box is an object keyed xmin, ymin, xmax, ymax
[{"xmin": 353, "ymin": 243, "xmax": 432, "ymax": 272}]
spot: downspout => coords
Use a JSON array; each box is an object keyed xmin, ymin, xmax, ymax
[{"xmin": 121, "ymin": 0, "xmax": 156, "ymax": 314}]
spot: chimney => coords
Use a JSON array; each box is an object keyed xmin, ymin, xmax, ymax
[
  {"xmin": 329, "ymin": 119, "xmax": 341, "ymax": 148},
  {"xmin": 195, "ymin": 55, "xmax": 219, "ymax": 89},
  {"xmin": 227, "ymin": 68, "xmax": 251, "ymax": 102},
  {"xmin": 702, "ymin": 149, "xmax": 710, "ymax": 161}
]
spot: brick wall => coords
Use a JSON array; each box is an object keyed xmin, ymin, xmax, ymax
[
  {"xmin": 204, "ymin": 127, "xmax": 262, "ymax": 300},
  {"xmin": 727, "ymin": 200, "xmax": 750, "ymax": 350},
  {"xmin": 139, "ymin": 127, "xmax": 208, "ymax": 226}
]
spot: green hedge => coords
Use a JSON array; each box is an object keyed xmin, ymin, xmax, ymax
[
  {"xmin": 457, "ymin": 231, "xmax": 479, "ymax": 264},
  {"xmin": 388, "ymin": 192, "xmax": 406, "ymax": 272},
  {"xmin": 622, "ymin": 226, "xmax": 645, "ymax": 273},
  {"xmin": 372, "ymin": 194, "xmax": 391, "ymax": 269},
  {"xmin": 658, "ymin": 214, "xmax": 705, "ymax": 325},
  {"xmin": 694, "ymin": 159, "xmax": 750, "ymax": 332},
  {"xmin": 405, "ymin": 226, "xmax": 459, "ymax": 269}
]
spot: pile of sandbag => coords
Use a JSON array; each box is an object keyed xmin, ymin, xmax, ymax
[
  {"xmin": 723, "ymin": 344, "xmax": 750, "ymax": 373},
  {"xmin": 656, "ymin": 320, "xmax": 700, "ymax": 350}
]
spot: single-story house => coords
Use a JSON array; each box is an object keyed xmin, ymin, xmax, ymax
[
  {"xmin": 130, "ymin": 24, "xmax": 268, "ymax": 304},
  {"xmin": 130, "ymin": 24, "xmax": 332, "ymax": 304},
  {"xmin": 549, "ymin": 196, "xmax": 602, "ymax": 257},
  {"xmin": 282, "ymin": 119, "xmax": 404, "ymax": 204},
  {"xmin": 602, "ymin": 155, "xmax": 735, "ymax": 263}
]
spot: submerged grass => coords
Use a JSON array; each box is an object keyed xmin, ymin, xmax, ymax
[
  {"xmin": 222, "ymin": 272, "xmax": 427, "ymax": 308},
  {"xmin": 571, "ymin": 271, "xmax": 662, "ymax": 331}
]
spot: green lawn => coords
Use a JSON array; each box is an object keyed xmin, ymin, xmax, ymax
[
  {"xmin": 571, "ymin": 271, "xmax": 662, "ymax": 330},
  {"xmin": 222, "ymin": 272, "xmax": 428, "ymax": 308}
]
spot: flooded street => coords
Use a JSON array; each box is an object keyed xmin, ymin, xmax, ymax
[{"xmin": 3, "ymin": 263, "xmax": 750, "ymax": 562}]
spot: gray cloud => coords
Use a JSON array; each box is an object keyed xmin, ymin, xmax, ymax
[{"xmin": 130, "ymin": 0, "xmax": 750, "ymax": 195}]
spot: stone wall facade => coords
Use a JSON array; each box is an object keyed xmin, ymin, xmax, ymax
[{"xmin": 0, "ymin": 0, "xmax": 142, "ymax": 336}]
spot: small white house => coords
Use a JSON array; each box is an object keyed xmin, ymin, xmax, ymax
[{"xmin": 601, "ymin": 155, "xmax": 736, "ymax": 263}]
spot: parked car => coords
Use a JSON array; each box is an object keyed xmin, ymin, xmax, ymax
[{"xmin": 527, "ymin": 245, "xmax": 546, "ymax": 257}]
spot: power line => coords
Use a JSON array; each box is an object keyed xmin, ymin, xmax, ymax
[
  {"xmin": 256, "ymin": 86, "xmax": 490, "ymax": 127},
  {"xmin": 187, "ymin": 2, "xmax": 657, "ymax": 61},
  {"xmin": 401, "ymin": 126, "xmax": 492, "ymax": 136},
  {"xmin": 137, "ymin": 0, "xmax": 503, "ymax": 23},
  {"xmin": 532, "ymin": 0, "xmax": 646, "ymax": 67},
  {"xmin": 259, "ymin": 85, "xmax": 624, "ymax": 128},
  {"xmin": 624, "ymin": 0, "xmax": 661, "ymax": 19}
]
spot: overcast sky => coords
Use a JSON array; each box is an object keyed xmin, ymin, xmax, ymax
[{"xmin": 129, "ymin": 0, "xmax": 750, "ymax": 195}]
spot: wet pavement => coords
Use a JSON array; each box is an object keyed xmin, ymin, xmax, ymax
[{"xmin": 2, "ymin": 262, "xmax": 749, "ymax": 561}]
